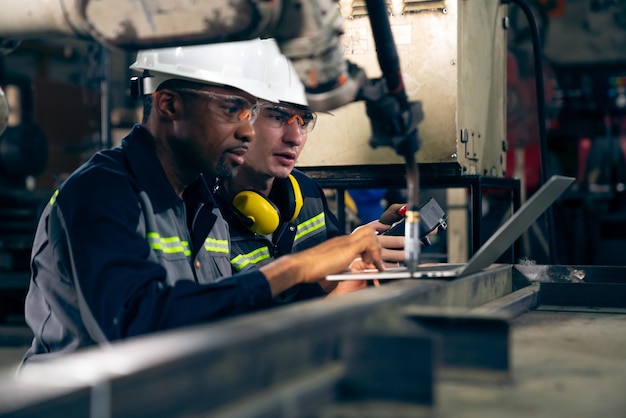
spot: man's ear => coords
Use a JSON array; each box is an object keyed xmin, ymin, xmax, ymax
[{"xmin": 152, "ymin": 89, "xmax": 181, "ymax": 120}]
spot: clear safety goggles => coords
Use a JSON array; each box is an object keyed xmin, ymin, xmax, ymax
[
  {"xmin": 173, "ymin": 88, "xmax": 261, "ymax": 124},
  {"xmin": 258, "ymin": 104, "xmax": 317, "ymax": 133}
]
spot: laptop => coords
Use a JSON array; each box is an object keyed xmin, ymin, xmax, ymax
[{"xmin": 326, "ymin": 175, "xmax": 575, "ymax": 281}]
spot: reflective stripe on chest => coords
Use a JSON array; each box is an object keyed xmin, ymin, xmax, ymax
[
  {"xmin": 294, "ymin": 212, "xmax": 325, "ymax": 245},
  {"xmin": 147, "ymin": 232, "xmax": 191, "ymax": 256},
  {"xmin": 204, "ymin": 237, "xmax": 229, "ymax": 254}
]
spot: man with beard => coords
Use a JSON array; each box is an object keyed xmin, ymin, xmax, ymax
[{"xmin": 21, "ymin": 39, "xmax": 383, "ymax": 366}]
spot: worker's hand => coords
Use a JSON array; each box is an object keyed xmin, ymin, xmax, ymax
[
  {"xmin": 260, "ymin": 225, "xmax": 383, "ymax": 296},
  {"xmin": 353, "ymin": 222, "xmax": 405, "ymax": 262},
  {"xmin": 325, "ymin": 278, "xmax": 380, "ymax": 298},
  {"xmin": 348, "ymin": 257, "xmax": 373, "ymax": 272},
  {"xmin": 350, "ymin": 257, "xmax": 403, "ymax": 271},
  {"xmin": 299, "ymin": 225, "xmax": 383, "ymax": 281},
  {"xmin": 364, "ymin": 203, "xmax": 405, "ymax": 236},
  {"xmin": 324, "ymin": 257, "xmax": 382, "ymax": 297},
  {"xmin": 377, "ymin": 235, "xmax": 404, "ymax": 262},
  {"xmin": 378, "ymin": 203, "xmax": 406, "ymax": 226}
]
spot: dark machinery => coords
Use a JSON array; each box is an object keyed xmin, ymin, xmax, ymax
[
  {"xmin": 0, "ymin": 79, "xmax": 49, "ymax": 323},
  {"xmin": 1, "ymin": 2, "xmax": 622, "ymax": 417}
]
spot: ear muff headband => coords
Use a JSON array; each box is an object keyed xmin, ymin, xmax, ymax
[
  {"xmin": 268, "ymin": 173, "xmax": 303, "ymax": 223},
  {"xmin": 232, "ymin": 190, "xmax": 280, "ymax": 235},
  {"xmin": 284, "ymin": 174, "xmax": 303, "ymax": 222},
  {"xmin": 232, "ymin": 173, "xmax": 304, "ymax": 234}
]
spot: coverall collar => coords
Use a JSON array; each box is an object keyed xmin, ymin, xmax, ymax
[{"xmin": 122, "ymin": 124, "xmax": 217, "ymax": 213}]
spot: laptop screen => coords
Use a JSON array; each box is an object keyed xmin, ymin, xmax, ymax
[{"xmin": 325, "ymin": 175, "xmax": 575, "ymax": 281}]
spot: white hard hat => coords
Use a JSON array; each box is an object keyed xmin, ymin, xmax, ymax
[
  {"xmin": 130, "ymin": 39, "xmax": 278, "ymax": 102},
  {"xmin": 261, "ymin": 38, "xmax": 308, "ymax": 107}
]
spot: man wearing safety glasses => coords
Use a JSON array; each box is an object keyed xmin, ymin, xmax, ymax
[
  {"xmin": 20, "ymin": 39, "xmax": 384, "ymax": 366},
  {"xmin": 215, "ymin": 39, "xmax": 405, "ymax": 302}
]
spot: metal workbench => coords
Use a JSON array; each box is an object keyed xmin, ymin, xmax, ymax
[{"xmin": 0, "ymin": 264, "xmax": 624, "ymax": 417}]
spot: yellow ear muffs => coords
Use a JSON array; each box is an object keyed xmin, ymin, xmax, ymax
[
  {"xmin": 268, "ymin": 174, "xmax": 303, "ymax": 223},
  {"xmin": 232, "ymin": 190, "xmax": 280, "ymax": 235}
]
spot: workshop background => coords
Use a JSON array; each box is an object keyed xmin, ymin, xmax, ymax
[{"xmin": 0, "ymin": 0, "xmax": 625, "ymax": 402}]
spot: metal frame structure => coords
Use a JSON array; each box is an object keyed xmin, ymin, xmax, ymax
[
  {"xmin": 299, "ymin": 164, "xmax": 522, "ymax": 259},
  {"xmin": 2, "ymin": 264, "xmax": 623, "ymax": 417},
  {"xmin": 0, "ymin": 266, "xmax": 513, "ymax": 417}
]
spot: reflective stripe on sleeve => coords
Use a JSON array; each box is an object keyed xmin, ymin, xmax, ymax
[{"xmin": 230, "ymin": 246, "xmax": 271, "ymax": 271}]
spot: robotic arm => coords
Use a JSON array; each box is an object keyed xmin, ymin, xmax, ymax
[
  {"xmin": 279, "ymin": 0, "xmax": 424, "ymax": 271},
  {"xmin": 0, "ymin": 0, "xmax": 423, "ymax": 270},
  {"xmin": 0, "ymin": 0, "xmax": 360, "ymax": 112},
  {"xmin": 0, "ymin": 0, "xmax": 414, "ymax": 118}
]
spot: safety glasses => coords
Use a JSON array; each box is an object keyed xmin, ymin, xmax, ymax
[
  {"xmin": 258, "ymin": 104, "xmax": 317, "ymax": 133},
  {"xmin": 173, "ymin": 88, "xmax": 261, "ymax": 124}
]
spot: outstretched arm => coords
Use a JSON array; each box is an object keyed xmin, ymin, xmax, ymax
[{"xmin": 260, "ymin": 225, "xmax": 383, "ymax": 297}]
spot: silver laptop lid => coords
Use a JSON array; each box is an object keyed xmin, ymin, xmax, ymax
[
  {"xmin": 326, "ymin": 175, "xmax": 575, "ymax": 281},
  {"xmin": 458, "ymin": 174, "xmax": 575, "ymax": 277}
]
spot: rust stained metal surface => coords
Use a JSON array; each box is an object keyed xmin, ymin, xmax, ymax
[
  {"xmin": 81, "ymin": 0, "xmax": 263, "ymax": 49},
  {"xmin": 0, "ymin": 0, "xmax": 279, "ymax": 48}
]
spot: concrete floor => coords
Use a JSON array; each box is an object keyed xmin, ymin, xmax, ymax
[
  {"xmin": 321, "ymin": 308, "xmax": 626, "ymax": 418},
  {"xmin": 436, "ymin": 309, "xmax": 626, "ymax": 418}
]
